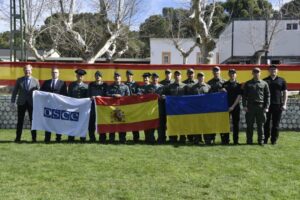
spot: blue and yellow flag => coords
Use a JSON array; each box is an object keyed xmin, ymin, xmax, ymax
[{"xmin": 166, "ymin": 93, "xmax": 230, "ymax": 136}]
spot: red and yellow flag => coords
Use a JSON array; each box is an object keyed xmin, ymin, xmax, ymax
[{"xmin": 95, "ymin": 94, "xmax": 159, "ymax": 133}]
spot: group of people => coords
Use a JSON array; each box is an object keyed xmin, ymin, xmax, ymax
[{"xmin": 10, "ymin": 64, "xmax": 288, "ymax": 145}]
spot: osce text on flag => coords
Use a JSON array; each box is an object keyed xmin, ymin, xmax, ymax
[
  {"xmin": 95, "ymin": 94, "xmax": 159, "ymax": 133},
  {"xmin": 166, "ymin": 92, "xmax": 230, "ymax": 135}
]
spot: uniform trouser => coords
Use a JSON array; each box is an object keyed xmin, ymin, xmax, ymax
[
  {"xmin": 132, "ymin": 131, "xmax": 140, "ymax": 142},
  {"xmin": 203, "ymin": 134, "xmax": 216, "ymax": 144},
  {"xmin": 109, "ymin": 132, "xmax": 126, "ymax": 143},
  {"xmin": 45, "ymin": 132, "xmax": 61, "ymax": 142},
  {"xmin": 187, "ymin": 135, "xmax": 203, "ymax": 143},
  {"xmin": 88, "ymin": 102, "xmax": 97, "ymax": 142},
  {"xmin": 222, "ymin": 107, "xmax": 240, "ymax": 144},
  {"xmin": 264, "ymin": 104, "xmax": 282, "ymax": 144},
  {"xmin": 157, "ymin": 115, "xmax": 166, "ymax": 143},
  {"xmin": 16, "ymin": 102, "xmax": 36, "ymax": 141},
  {"xmin": 144, "ymin": 129, "xmax": 155, "ymax": 144},
  {"xmin": 169, "ymin": 135, "xmax": 186, "ymax": 143},
  {"xmin": 246, "ymin": 104, "xmax": 266, "ymax": 144}
]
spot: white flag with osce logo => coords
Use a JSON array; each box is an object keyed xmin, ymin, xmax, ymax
[{"xmin": 32, "ymin": 91, "xmax": 91, "ymax": 137}]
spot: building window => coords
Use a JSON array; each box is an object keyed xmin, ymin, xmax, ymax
[
  {"xmin": 286, "ymin": 23, "xmax": 298, "ymax": 30},
  {"xmin": 162, "ymin": 52, "xmax": 171, "ymax": 64},
  {"xmin": 196, "ymin": 52, "xmax": 205, "ymax": 64}
]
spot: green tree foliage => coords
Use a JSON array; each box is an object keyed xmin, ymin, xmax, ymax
[{"xmin": 280, "ymin": 0, "xmax": 300, "ymax": 18}]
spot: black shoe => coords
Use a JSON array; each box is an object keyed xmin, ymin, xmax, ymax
[
  {"xmin": 271, "ymin": 141, "xmax": 277, "ymax": 145},
  {"xmin": 14, "ymin": 138, "xmax": 21, "ymax": 143},
  {"xmin": 32, "ymin": 139, "xmax": 37, "ymax": 143},
  {"xmin": 258, "ymin": 142, "xmax": 264, "ymax": 146}
]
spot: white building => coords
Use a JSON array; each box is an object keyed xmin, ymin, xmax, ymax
[
  {"xmin": 215, "ymin": 19, "xmax": 300, "ymax": 64},
  {"xmin": 150, "ymin": 38, "xmax": 201, "ymax": 64}
]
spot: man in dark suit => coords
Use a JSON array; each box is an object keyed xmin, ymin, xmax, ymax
[
  {"xmin": 40, "ymin": 67, "xmax": 68, "ymax": 143},
  {"xmin": 11, "ymin": 64, "xmax": 40, "ymax": 142}
]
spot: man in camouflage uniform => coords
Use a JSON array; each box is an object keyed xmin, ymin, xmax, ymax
[
  {"xmin": 207, "ymin": 66, "xmax": 226, "ymax": 145},
  {"xmin": 189, "ymin": 72, "xmax": 211, "ymax": 144},
  {"xmin": 222, "ymin": 69, "xmax": 242, "ymax": 145},
  {"xmin": 163, "ymin": 70, "xmax": 187, "ymax": 144},
  {"xmin": 243, "ymin": 67, "xmax": 270, "ymax": 145},
  {"xmin": 68, "ymin": 69, "xmax": 89, "ymax": 142},
  {"xmin": 88, "ymin": 71, "xmax": 107, "ymax": 143},
  {"xmin": 106, "ymin": 72, "xmax": 131, "ymax": 144},
  {"xmin": 125, "ymin": 70, "xmax": 141, "ymax": 143}
]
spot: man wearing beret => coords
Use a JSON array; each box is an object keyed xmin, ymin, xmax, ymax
[
  {"xmin": 207, "ymin": 66, "xmax": 226, "ymax": 145},
  {"xmin": 222, "ymin": 69, "xmax": 243, "ymax": 145},
  {"xmin": 263, "ymin": 65, "xmax": 288, "ymax": 145},
  {"xmin": 106, "ymin": 72, "xmax": 130, "ymax": 144},
  {"xmin": 243, "ymin": 67, "xmax": 270, "ymax": 145},
  {"xmin": 68, "ymin": 69, "xmax": 89, "ymax": 142},
  {"xmin": 189, "ymin": 72, "xmax": 211, "ymax": 144},
  {"xmin": 88, "ymin": 71, "xmax": 107, "ymax": 143},
  {"xmin": 162, "ymin": 70, "xmax": 188, "ymax": 144},
  {"xmin": 41, "ymin": 66, "xmax": 68, "ymax": 143},
  {"xmin": 125, "ymin": 70, "xmax": 141, "ymax": 143}
]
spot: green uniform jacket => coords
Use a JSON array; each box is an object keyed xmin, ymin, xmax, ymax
[{"xmin": 68, "ymin": 81, "xmax": 88, "ymax": 98}]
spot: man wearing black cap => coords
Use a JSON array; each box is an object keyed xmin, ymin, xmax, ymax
[
  {"xmin": 106, "ymin": 72, "xmax": 130, "ymax": 144},
  {"xmin": 183, "ymin": 68, "xmax": 198, "ymax": 143},
  {"xmin": 207, "ymin": 66, "xmax": 226, "ymax": 145},
  {"xmin": 88, "ymin": 71, "xmax": 107, "ymax": 143},
  {"xmin": 222, "ymin": 69, "xmax": 242, "ymax": 145},
  {"xmin": 125, "ymin": 70, "xmax": 140, "ymax": 143},
  {"xmin": 189, "ymin": 72, "xmax": 211, "ymax": 144},
  {"xmin": 41, "ymin": 67, "xmax": 68, "ymax": 143},
  {"xmin": 160, "ymin": 69, "xmax": 174, "ymax": 86},
  {"xmin": 243, "ymin": 67, "xmax": 270, "ymax": 145},
  {"xmin": 263, "ymin": 65, "xmax": 288, "ymax": 145},
  {"xmin": 162, "ymin": 70, "xmax": 188, "ymax": 144},
  {"xmin": 68, "ymin": 69, "xmax": 89, "ymax": 142}
]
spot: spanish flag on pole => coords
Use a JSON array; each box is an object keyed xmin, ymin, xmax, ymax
[
  {"xmin": 166, "ymin": 92, "xmax": 230, "ymax": 136},
  {"xmin": 95, "ymin": 94, "xmax": 159, "ymax": 133}
]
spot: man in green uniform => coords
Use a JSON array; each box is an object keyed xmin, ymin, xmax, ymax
[
  {"xmin": 88, "ymin": 71, "xmax": 107, "ymax": 143},
  {"xmin": 106, "ymin": 72, "xmax": 131, "ymax": 144},
  {"xmin": 207, "ymin": 66, "xmax": 226, "ymax": 145},
  {"xmin": 189, "ymin": 72, "xmax": 211, "ymax": 144},
  {"xmin": 163, "ymin": 70, "xmax": 187, "ymax": 144},
  {"xmin": 125, "ymin": 70, "xmax": 140, "ymax": 143},
  {"xmin": 160, "ymin": 69, "xmax": 174, "ymax": 86},
  {"xmin": 243, "ymin": 67, "xmax": 270, "ymax": 145},
  {"xmin": 68, "ymin": 69, "xmax": 89, "ymax": 142}
]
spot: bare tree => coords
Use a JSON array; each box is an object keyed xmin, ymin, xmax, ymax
[{"xmin": 190, "ymin": 0, "xmax": 216, "ymax": 64}]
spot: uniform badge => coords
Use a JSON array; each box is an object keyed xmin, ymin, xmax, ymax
[{"xmin": 111, "ymin": 108, "xmax": 125, "ymax": 123}]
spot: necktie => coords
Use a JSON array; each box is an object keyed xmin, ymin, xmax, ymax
[
  {"xmin": 51, "ymin": 80, "xmax": 55, "ymax": 90},
  {"xmin": 25, "ymin": 77, "xmax": 29, "ymax": 91}
]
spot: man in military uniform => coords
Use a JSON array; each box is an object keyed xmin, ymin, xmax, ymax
[
  {"xmin": 41, "ymin": 67, "xmax": 68, "ymax": 143},
  {"xmin": 68, "ymin": 69, "xmax": 89, "ymax": 142},
  {"xmin": 124, "ymin": 70, "xmax": 140, "ymax": 143},
  {"xmin": 222, "ymin": 69, "xmax": 242, "ymax": 145},
  {"xmin": 163, "ymin": 70, "xmax": 187, "ymax": 144},
  {"xmin": 243, "ymin": 67, "xmax": 270, "ymax": 145},
  {"xmin": 160, "ymin": 69, "xmax": 174, "ymax": 86},
  {"xmin": 106, "ymin": 72, "xmax": 130, "ymax": 144},
  {"xmin": 183, "ymin": 68, "xmax": 198, "ymax": 142},
  {"xmin": 207, "ymin": 66, "xmax": 226, "ymax": 145},
  {"xmin": 11, "ymin": 64, "xmax": 40, "ymax": 142},
  {"xmin": 88, "ymin": 71, "xmax": 107, "ymax": 143},
  {"xmin": 189, "ymin": 72, "xmax": 211, "ymax": 144},
  {"xmin": 263, "ymin": 64, "xmax": 288, "ymax": 145}
]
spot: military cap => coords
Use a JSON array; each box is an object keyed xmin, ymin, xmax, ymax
[
  {"xmin": 252, "ymin": 67, "xmax": 261, "ymax": 73},
  {"xmin": 152, "ymin": 72, "xmax": 159, "ymax": 78},
  {"xmin": 165, "ymin": 69, "xmax": 172, "ymax": 74},
  {"xmin": 114, "ymin": 72, "xmax": 121, "ymax": 77},
  {"xmin": 75, "ymin": 69, "xmax": 86, "ymax": 76},
  {"xmin": 126, "ymin": 70, "xmax": 134, "ymax": 75},
  {"xmin": 197, "ymin": 72, "xmax": 205, "ymax": 77},
  {"xmin": 228, "ymin": 69, "xmax": 236, "ymax": 74},
  {"xmin": 269, "ymin": 64, "xmax": 278, "ymax": 69},
  {"xmin": 174, "ymin": 70, "xmax": 181, "ymax": 75},
  {"xmin": 212, "ymin": 66, "xmax": 220, "ymax": 72},
  {"xmin": 187, "ymin": 68, "xmax": 195, "ymax": 74},
  {"xmin": 95, "ymin": 70, "xmax": 102, "ymax": 77},
  {"xmin": 142, "ymin": 72, "xmax": 151, "ymax": 77}
]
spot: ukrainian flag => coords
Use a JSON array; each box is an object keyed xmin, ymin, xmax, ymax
[
  {"xmin": 95, "ymin": 94, "xmax": 159, "ymax": 133},
  {"xmin": 166, "ymin": 92, "xmax": 230, "ymax": 136}
]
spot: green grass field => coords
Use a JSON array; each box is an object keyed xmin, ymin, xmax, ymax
[{"xmin": 0, "ymin": 129, "xmax": 299, "ymax": 200}]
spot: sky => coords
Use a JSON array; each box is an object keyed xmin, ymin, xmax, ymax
[{"xmin": 0, "ymin": 0, "xmax": 292, "ymax": 33}]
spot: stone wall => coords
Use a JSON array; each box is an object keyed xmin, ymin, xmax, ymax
[{"xmin": 1, "ymin": 95, "xmax": 299, "ymax": 131}]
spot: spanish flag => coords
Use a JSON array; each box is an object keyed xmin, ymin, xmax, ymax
[
  {"xmin": 95, "ymin": 94, "xmax": 159, "ymax": 133},
  {"xmin": 166, "ymin": 93, "xmax": 230, "ymax": 136}
]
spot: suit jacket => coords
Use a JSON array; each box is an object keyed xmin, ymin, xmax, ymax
[
  {"xmin": 41, "ymin": 79, "xmax": 68, "ymax": 96},
  {"xmin": 11, "ymin": 76, "xmax": 40, "ymax": 106}
]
